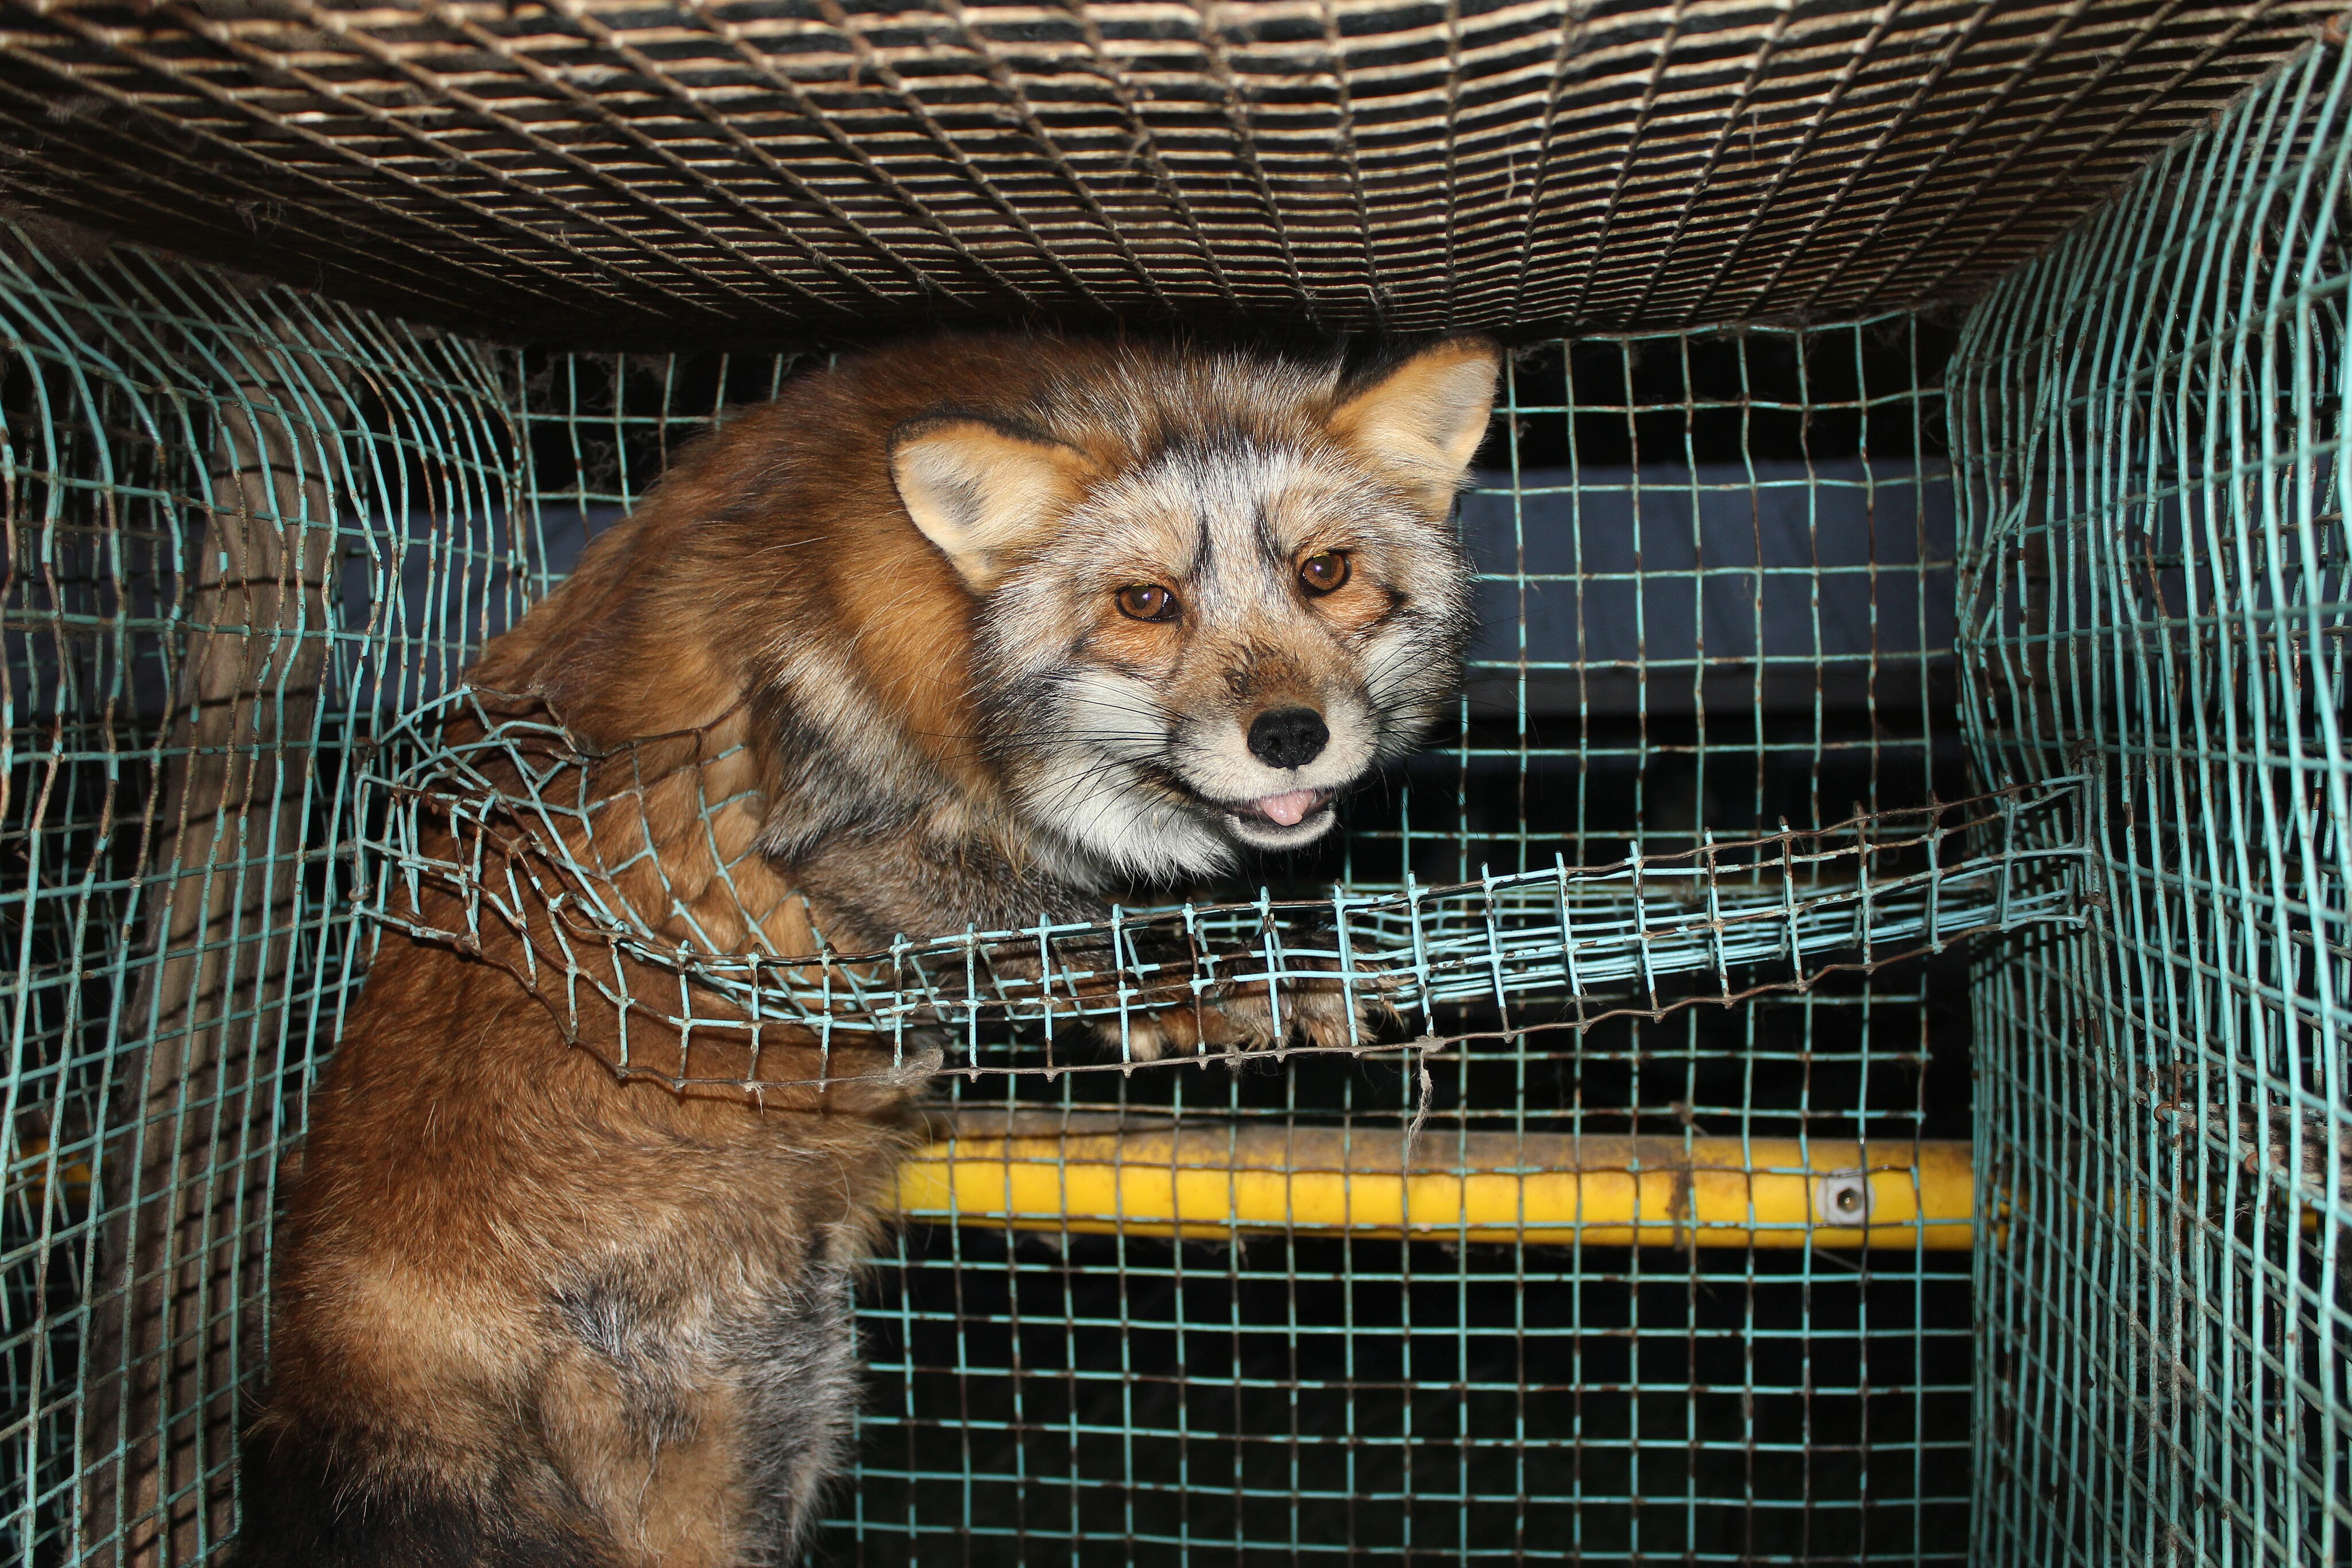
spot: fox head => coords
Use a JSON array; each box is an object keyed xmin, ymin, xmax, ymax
[
  {"xmin": 892, "ymin": 337, "xmax": 1497, "ymax": 880},
  {"xmin": 481, "ymin": 334, "xmax": 1497, "ymax": 942}
]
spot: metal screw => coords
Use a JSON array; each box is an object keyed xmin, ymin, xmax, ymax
[{"xmin": 1815, "ymin": 1172, "xmax": 1874, "ymax": 1227}]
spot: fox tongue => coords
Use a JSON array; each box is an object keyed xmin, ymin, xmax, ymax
[{"xmin": 1250, "ymin": 789, "xmax": 1323, "ymax": 827}]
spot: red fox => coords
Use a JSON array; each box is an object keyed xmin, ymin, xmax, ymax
[{"xmin": 229, "ymin": 332, "xmax": 1498, "ymax": 1566}]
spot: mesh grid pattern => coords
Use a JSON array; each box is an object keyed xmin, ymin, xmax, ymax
[
  {"xmin": 0, "ymin": 24, "xmax": 2343, "ymax": 1566},
  {"xmin": 31, "ymin": 56, "xmax": 2352, "ymax": 1543},
  {"xmin": 0, "ymin": 0, "xmax": 2332, "ymax": 349},
  {"xmin": 347, "ymin": 675, "xmax": 2082, "ymax": 1087},
  {"xmin": 1953, "ymin": 45, "xmax": 2352, "ymax": 1567}
]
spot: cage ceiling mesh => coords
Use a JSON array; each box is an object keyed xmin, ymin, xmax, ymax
[{"xmin": 0, "ymin": 0, "xmax": 2335, "ymax": 347}]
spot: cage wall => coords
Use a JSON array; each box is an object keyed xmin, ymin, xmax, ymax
[
  {"xmin": 1952, "ymin": 47, "xmax": 2352, "ymax": 1568},
  {"xmin": 0, "ymin": 241, "xmax": 534, "ymax": 1563}
]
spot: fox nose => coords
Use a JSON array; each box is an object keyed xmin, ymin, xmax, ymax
[{"xmin": 1247, "ymin": 707, "xmax": 1329, "ymax": 769}]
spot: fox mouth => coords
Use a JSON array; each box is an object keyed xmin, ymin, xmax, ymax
[{"xmin": 1213, "ymin": 787, "xmax": 1336, "ymax": 836}]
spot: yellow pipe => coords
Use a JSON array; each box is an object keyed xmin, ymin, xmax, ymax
[
  {"xmin": 21, "ymin": 1128, "xmax": 2330, "ymax": 1252},
  {"xmin": 7, "ymin": 1126, "xmax": 1970, "ymax": 1246},
  {"xmin": 4, "ymin": 1140, "xmax": 92, "ymax": 1220},
  {"xmin": 898, "ymin": 1114, "xmax": 1977, "ymax": 1249}
]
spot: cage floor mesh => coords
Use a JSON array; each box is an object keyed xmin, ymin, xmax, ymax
[
  {"xmin": 0, "ymin": 0, "xmax": 2334, "ymax": 347},
  {"xmin": 350, "ymin": 673, "xmax": 2084, "ymax": 1089}
]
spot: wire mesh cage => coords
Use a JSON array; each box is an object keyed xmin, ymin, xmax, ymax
[
  {"xmin": 0, "ymin": 6, "xmax": 2343, "ymax": 1568},
  {"xmin": 2, "ymin": 246, "xmax": 2014, "ymax": 1562}
]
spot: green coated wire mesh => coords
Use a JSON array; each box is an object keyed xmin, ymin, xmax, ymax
[
  {"xmin": 2, "ymin": 38, "xmax": 2342, "ymax": 1565},
  {"xmin": 350, "ymin": 675, "xmax": 2082, "ymax": 1088},
  {"xmin": 1952, "ymin": 44, "xmax": 2352, "ymax": 1568}
]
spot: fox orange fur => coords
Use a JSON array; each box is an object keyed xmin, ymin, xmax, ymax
[{"xmin": 231, "ymin": 332, "xmax": 1499, "ymax": 1566}]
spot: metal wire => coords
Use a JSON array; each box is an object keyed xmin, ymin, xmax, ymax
[
  {"xmin": 0, "ymin": 0, "xmax": 2332, "ymax": 349},
  {"xmin": 0, "ymin": 11, "xmax": 2342, "ymax": 1551},
  {"xmin": 1953, "ymin": 42, "xmax": 2352, "ymax": 1568},
  {"xmin": 347, "ymin": 684, "xmax": 2086, "ymax": 1088}
]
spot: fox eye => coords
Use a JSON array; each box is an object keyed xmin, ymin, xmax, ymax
[
  {"xmin": 1298, "ymin": 551, "xmax": 1351, "ymax": 595},
  {"xmin": 1115, "ymin": 583, "xmax": 1179, "ymax": 622}
]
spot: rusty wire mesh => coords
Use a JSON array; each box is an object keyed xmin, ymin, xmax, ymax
[{"xmin": 0, "ymin": 0, "xmax": 2334, "ymax": 349}]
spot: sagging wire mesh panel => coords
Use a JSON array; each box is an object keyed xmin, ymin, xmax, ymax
[
  {"xmin": 0, "ymin": 0, "xmax": 2332, "ymax": 349},
  {"xmin": 1952, "ymin": 43, "xmax": 2352, "ymax": 1568},
  {"xmin": 502, "ymin": 325, "xmax": 2017, "ymax": 1562},
  {"xmin": 0, "ymin": 235, "xmax": 534, "ymax": 1563}
]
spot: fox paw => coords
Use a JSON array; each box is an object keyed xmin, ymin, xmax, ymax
[{"xmin": 1092, "ymin": 965, "xmax": 1391, "ymax": 1062}]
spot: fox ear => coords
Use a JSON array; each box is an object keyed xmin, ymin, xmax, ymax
[
  {"xmin": 1328, "ymin": 337, "xmax": 1502, "ymax": 514},
  {"xmin": 889, "ymin": 416, "xmax": 1093, "ymax": 591}
]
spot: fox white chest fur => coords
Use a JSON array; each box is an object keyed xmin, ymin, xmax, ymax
[{"xmin": 231, "ymin": 333, "xmax": 1498, "ymax": 1567}]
